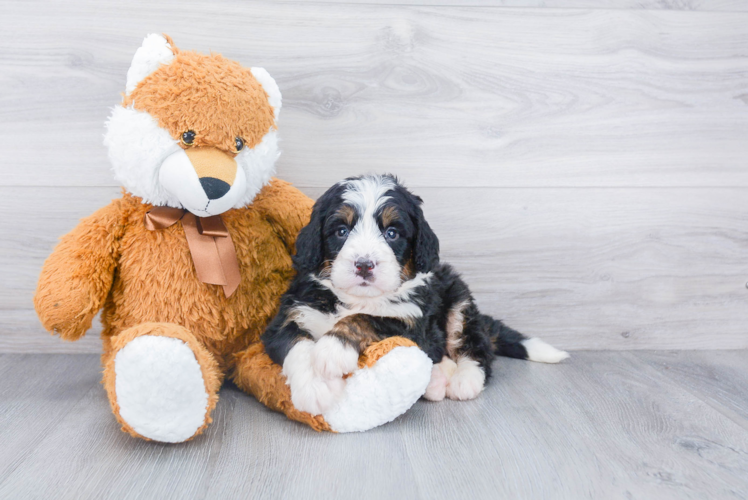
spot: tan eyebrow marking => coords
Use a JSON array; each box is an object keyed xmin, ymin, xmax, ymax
[
  {"xmin": 381, "ymin": 205, "xmax": 399, "ymax": 227},
  {"xmin": 335, "ymin": 205, "xmax": 356, "ymax": 225}
]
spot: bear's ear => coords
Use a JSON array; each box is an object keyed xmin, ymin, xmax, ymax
[
  {"xmin": 125, "ymin": 34, "xmax": 176, "ymax": 95},
  {"xmin": 251, "ymin": 67, "xmax": 282, "ymax": 119}
]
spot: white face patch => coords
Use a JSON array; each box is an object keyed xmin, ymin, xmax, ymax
[
  {"xmin": 330, "ymin": 176, "xmax": 402, "ymax": 297},
  {"xmin": 104, "ymin": 106, "xmax": 183, "ymax": 208},
  {"xmin": 104, "ymin": 106, "xmax": 278, "ymax": 215},
  {"xmin": 159, "ymin": 149, "xmax": 248, "ymax": 216}
]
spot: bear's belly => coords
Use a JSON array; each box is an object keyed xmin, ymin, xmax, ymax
[{"xmin": 100, "ymin": 215, "xmax": 295, "ymax": 366}]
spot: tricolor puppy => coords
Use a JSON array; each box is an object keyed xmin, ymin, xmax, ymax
[{"xmin": 263, "ymin": 174, "xmax": 569, "ymax": 415}]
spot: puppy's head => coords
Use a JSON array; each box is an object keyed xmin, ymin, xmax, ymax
[{"xmin": 294, "ymin": 174, "xmax": 439, "ymax": 297}]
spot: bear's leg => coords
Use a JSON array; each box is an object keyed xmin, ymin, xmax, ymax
[
  {"xmin": 231, "ymin": 342, "xmax": 333, "ymax": 431},
  {"xmin": 231, "ymin": 337, "xmax": 432, "ymax": 433},
  {"xmin": 102, "ymin": 322, "xmax": 222, "ymax": 443}
]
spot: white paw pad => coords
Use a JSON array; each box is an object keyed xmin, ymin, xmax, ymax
[
  {"xmin": 446, "ymin": 358, "xmax": 486, "ymax": 401},
  {"xmin": 114, "ymin": 335, "xmax": 208, "ymax": 443},
  {"xmin": 311, "ymin": 335, "xmax": 359, "ymax": 379},
  {"xmin": 284, "ymin": 340, "xmax": 346, "ymax": 415}
]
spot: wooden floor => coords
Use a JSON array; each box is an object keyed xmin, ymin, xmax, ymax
[{"xmin": 0, "ymin": 351, "xmax": 746, "ymax": 499}]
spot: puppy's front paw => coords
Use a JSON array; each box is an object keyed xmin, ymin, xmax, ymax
[
  {"xmin": 282, "ymin": 340, "xmax": 346, "ymax": 415},
  {"xmin": 291, "ymin": 375, "xmax": 345, "ymax": 416},
  {"xmin": 446, "ymin": 358, "xmax": 485, "ymax": 401},
  {"xmin": 311, "ymin": 335, "xmax": 359, "ymax": 379},
  {"xmin": 424, "ymin": 364, "xmax": 448, "ymax": 402}
]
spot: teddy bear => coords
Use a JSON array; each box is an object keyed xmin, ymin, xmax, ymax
[{"xmin": 33, "ymin": 34, "xmax": 432, "ymax": 442}]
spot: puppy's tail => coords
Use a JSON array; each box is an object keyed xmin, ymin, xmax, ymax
[{"xmin": 481, "ymin": 315, "xmax": 570, "ymax": 364}]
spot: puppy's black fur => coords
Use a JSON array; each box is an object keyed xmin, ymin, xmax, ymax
[{"xmin": 263, "ymin": 175, "xmax": 531, "ymax": 381}]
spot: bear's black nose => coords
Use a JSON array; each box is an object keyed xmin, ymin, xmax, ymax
[{"xmin": 200, "ymin": 177, "xmax": 231, "ymax": 200}]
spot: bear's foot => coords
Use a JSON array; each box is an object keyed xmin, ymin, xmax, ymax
[
  {"xmin": 233, "ymin": 337, "xmax": 432, "ymax": 433},
  {"xmin": 322, "ymin": 339, "xmax": 432, "ymax": 432},
  {"xmin": 104, "ymin": 323, "xmax": 221, "ymax": 443}
]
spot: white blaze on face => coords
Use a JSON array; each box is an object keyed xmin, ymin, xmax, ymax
[{"xmin": 330, "ymin": 176, "xmax": 402, "ymax": 297}]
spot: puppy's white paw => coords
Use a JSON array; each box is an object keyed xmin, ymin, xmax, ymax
[
  {"xmin": 424, "ymin": 364, "xmax": 448, "ymax": 402},
  {"xmin": 283, "ymin": 340, "xmax": 346, "ymax": 415},
  {"xmin": 437, "ymin": 356, "xmax": 457, "ymax": 379},
  {"xmin": 311, "ymin": 335, "xmax": 359, "ymax": 379},
  {"xmin": 424, "ymin": 357, "xmax": 457, "ymax": 402},
  {"xmin": 446, "ymin": 357, "xmax": 485, "ymax": 401},
  {"xmin": 291, "ymin": 375, "xmax": 345, "ymax": 416}
]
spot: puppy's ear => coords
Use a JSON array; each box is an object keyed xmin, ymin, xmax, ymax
[
  {"xmin": 293, "ymin": 207, "xmax": 325, "ymax": 276},
  {"xmin": 414, "ymin": 205, "xmax": 440, "ymax": 273}
]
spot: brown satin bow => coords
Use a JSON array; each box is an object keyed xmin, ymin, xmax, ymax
[{"xmin": 144, "ymin": 207, "xmax": 241, "ymax": 298}]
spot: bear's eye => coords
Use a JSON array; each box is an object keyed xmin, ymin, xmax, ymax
[
  {"xmin": 181, "ymin": 130, "xmax": 196, "ymax": 146},
  {"xmin": 235, "ymin": 137, "xmax": 244, "ymax": 152}
]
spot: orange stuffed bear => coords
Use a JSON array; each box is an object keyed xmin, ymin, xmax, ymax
[{"xmin": 33, "ymin": 34, "xmax": 432, "ymax": 442}]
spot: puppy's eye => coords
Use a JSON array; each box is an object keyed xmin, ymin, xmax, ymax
[
  {"xmin": 337, "ymin": 227, "xmax": 349, "ymax": 238},
  {"xmin": 385, "ymin": 227, "xmax": 399, "ymax": 240},
  {"xmin": 235, "ymin": 137, "xmax": 244, "ymax": 152},
  {"xmin": 181, "ymin": 130, "xmax": 196, "ymax": 146}
]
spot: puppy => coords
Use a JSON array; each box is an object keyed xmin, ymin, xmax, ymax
[{"xmin": 263, "ymin": 174, "xmax": 569, "ymax": 415}]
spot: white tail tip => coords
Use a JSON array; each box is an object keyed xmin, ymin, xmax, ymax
[{"xmin": 521, "ymin": 337, "xmax": 570, "ymax": 364}]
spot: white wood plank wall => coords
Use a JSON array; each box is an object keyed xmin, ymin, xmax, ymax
[{"xmin": 1, "ymin": 0, "xmax": 746, "ymax": 353}]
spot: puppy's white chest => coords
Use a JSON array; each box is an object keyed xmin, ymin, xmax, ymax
[
  {"xmin": 289, "ymin": 306, "xmax": 340, "ymax": 340},
  {"xmin": 289, "ymin": 299, "xmax": 423, "ymax": 340}
]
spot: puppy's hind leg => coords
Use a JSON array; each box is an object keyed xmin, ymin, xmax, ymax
[{"xmin": 443, "ymin": 302, "xmax": 493, "ymax": 401}]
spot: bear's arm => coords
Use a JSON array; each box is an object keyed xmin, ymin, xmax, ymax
[
  {"xmin": 34, "ymin": 199, "xmax": 125, "ymax": 341},
  {"xmin": 254, "ymin": 178, "xmax": 314, "ymax": 254}
]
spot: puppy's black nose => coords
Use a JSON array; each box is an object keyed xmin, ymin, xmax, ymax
[
  {"xmin": 200, "ymin": 177, "xmax": 231, "ymax": 200},
  {"xmin": 355, "ymin": 259, "xmax": 375, "ymax": 279}
]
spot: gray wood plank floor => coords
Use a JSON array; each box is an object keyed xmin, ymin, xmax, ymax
[{"xmin": 0, "ymin": 351, "xmax": 746, "ymax": 500}]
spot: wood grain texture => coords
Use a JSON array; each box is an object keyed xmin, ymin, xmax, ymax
[
  {"xmin": 1, "ymin": 1, "xmax": 747, "ymax": 351},
  {"xmin": 637, "ymin": 350, "xmax": 748, "ymax": 429},
  {"xmin": 399, "ymin": 351, "xmax": 748, "ymax": 499},
  {"xmin": 0, "ymin": 355, "xmax": 102, "ymax": 484},
  {"xmin": 3, "ymin": 186, "xmax": 746, "ymax": 352},
  {"xmin": 1, "ymin": 1, "xmax": 747, "ymax": 189},
  {"xmin": 286, "ymin": 0, "xmax": 748, "ymax": 11},
  {"xmin": 0, "ymin": 352, "xmax": 746, "ymax": 499}
]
